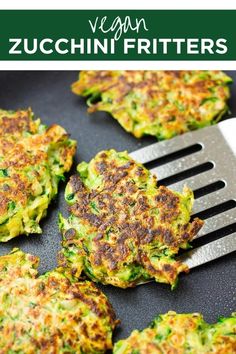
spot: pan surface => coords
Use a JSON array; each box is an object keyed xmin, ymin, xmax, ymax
[{"xmin": 0, "ymin": 70, "xmax": 235, "ymax": 341}]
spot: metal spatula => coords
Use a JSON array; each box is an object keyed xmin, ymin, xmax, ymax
[{"xmin": 130, "ymin": 118, "xmax": 236, "ymax": 270}]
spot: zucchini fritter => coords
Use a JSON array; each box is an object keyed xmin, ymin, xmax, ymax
[
  {"xmin": 0, "ymin": 108, "xmax": 76, "ymax": 241},
  {"xmin": 72, "ymin": 70, "xmax": 232, "ymax": 140},
  {"xmin": 0, "ymin": 248, "xmax": 117, "ymax": 354},
  {"xmin": 113, "ymin": 311, "xmax": 236, "ymax": 354},
  {"xmin": 59, "ymin": 150, "xmax": 203, "ymax": 288}
]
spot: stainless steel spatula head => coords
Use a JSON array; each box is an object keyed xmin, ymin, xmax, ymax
[{"xmin": 130, "ymin": 118, "xmax": 236, "ymax": 270}]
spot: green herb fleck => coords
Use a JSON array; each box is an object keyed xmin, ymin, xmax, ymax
[
  {"xmin": 66, "ymin": 193, "xmax": 75, "ymax": 201},
  {"xmin": 200, "ymin": 97, "xmax": 218, "ymax": 105},
  {"xmin": 57, "ymin": 174, "xmax": 66, "ymax": 182},
  {"xmin": 0, "ymin": 168, "xmax": 8, "ymax": 177},
  {"xmin": 90, "ymin": 201, "xmax": 99, "ymax": 213},
  {"xmin": 8, "ymin": 201, "xmax": 16, "ymax": 211}
]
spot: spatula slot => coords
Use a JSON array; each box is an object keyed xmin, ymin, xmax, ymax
[
  {"xmin": 158, "ymin": 161, "xmax": 214, "ymax": 186},
  {"xmin": 144, "ymin": 143, "xmax": 202, "ymax": 169},
  {"xmin": 191, "ymin": 222, "xmax": 236, "ymax": 248},
  {"xmin": 192, "ymin": 200, "xmax": 236, "ymax": 220},
  {"xmin": 193, "ymin": 180, "xmax": 226, "ymax": 199}
]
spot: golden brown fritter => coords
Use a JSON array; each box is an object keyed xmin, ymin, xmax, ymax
[
  {"xmin": 72, "ymin": 70, "xmax": 232, "ymax": 140},
  {"xmin": 0, "ymin": 248, "xmax": 117, "ymax": 354},
  {"xmin": 0, "ymin": 108, "xmax": 76, "ymax": 241},
  {"xmin": 59, "ymin": 150, "xmax": 203, "ymax": 288},
  {"xmin": 113, "ymin": 311, "xmax": 236, "ymax": 354}
]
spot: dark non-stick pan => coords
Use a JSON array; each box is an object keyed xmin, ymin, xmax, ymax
[{"xmin": 0, "ymin": 71, "xmax": 235, "ymax": 341}]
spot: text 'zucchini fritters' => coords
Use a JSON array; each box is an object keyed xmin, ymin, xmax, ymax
[
  {"xmin": 113, "ymin": 311, "xmax": 236, "ymax": 354},
  {"xmin": 72, "ymin": 71, "xmax": 232, "ymax": 140},
  {"xmin": 0, "ymin": 108, "xmax": 76, "ymax": 241},
  {"xmin": 0, "ymin": 248, "xmax": 117, "ymax": 353},
  {"xmin": 59, "ymin": 150, "xmax": 203, "ymax": 288}
]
